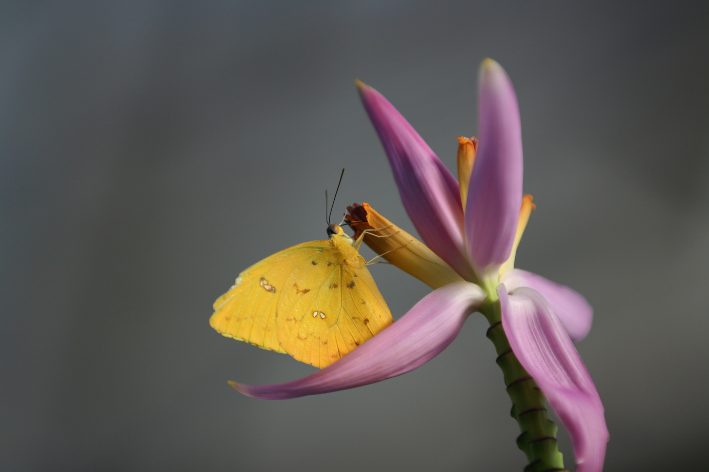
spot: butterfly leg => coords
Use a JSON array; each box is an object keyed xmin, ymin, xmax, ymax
[
  {"xmin": 353, "ymin": 226, "xmax": 395, "ymax": 251},
  {"xmin": 365, "ymin": 241, "xmax": 408, "ymax": 265}
]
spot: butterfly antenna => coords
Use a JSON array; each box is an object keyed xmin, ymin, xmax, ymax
[
  {"xmin": 325, "ymin": 189, "xmax": 329, "ymax": 225},
  {"xmin": 328, "ymin": 168, "xmax": 345, "ymax": 226}
]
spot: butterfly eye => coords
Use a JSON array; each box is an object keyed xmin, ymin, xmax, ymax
[{"xmin": 326, "ymin": 224, "xmax": 337, "ymax": 237}]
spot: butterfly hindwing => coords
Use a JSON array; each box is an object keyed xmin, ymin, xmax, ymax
[
  {"xmin": 274, "ymin": 250, "xmax": 339, "ymax": 366},
  {"xmin": 342, "ymin": 264, "xmax": 392, "ymax": 337},
  {"xmin": 275, "ymin": 242, "xmax": 393, "ymax": 368}
]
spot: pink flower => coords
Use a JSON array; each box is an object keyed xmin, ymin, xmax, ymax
[{"xmin": 231, "ymin": 59, "xmax": 608, "ymax": 472}]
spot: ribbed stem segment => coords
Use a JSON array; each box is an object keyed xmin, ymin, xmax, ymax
[{"xmin": 480, "ymin": 301, "xmax": 567, "ymax": 472}]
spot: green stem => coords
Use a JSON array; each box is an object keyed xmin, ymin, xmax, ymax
[{"xmin": 479, "ymin": 300, "xmax": 567, "ymax": 472}]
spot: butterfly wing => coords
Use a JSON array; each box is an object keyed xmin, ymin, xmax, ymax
[
  {"xmin": 276, "ymin": 245, "xmax": 393, "ymax": 368},
  {"xmin": 210, "ymin": 241, "xmax": 331, "ymax": 354},
  {"xmin": 211, "ymin": 238, "xmax": 394, "ymax": 369}
]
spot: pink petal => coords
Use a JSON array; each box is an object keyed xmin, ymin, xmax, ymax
[
  {"xmin": 357, "ymin": 82, "xmax": 474, "ymax": 280},
  {"xmin": 465, "ymin": 60, "xmax": 523, "ymax": 277},
  {"xmin": 501, "ymin": 269, "xmax": 593, "ymax": 341},
  {"xmin": 498, "ymin": 285, "xmax": 609, "ymax": 472},
  {"xmin": 232, "ymin": 282, "xmax": 486, "ymax": 399}
]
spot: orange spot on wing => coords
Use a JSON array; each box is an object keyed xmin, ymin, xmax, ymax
[{"xmin": 293, "ymin": 283, "xmax": 310, "ymax": 295}]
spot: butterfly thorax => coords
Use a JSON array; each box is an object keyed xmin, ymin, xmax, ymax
[{"xmin": 327, "ymin": 224, "xmax": 366, "ymax": 269}]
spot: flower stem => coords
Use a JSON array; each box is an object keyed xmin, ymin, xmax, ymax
[{"xmin": 480, "ymin": 301, "xmax": 567, "ymax": 472}]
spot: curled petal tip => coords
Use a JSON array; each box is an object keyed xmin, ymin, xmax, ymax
[
  {"xmin": 228, "ymin": 381, "xmax": 251, "ymax": 396},
  {"xmin": 479, "ymin": 59, "xmax": 512, "ymax": 95},
  {"xmin": 229, "ymin": 380, "xmax": 292, "ymax": 400},
  {"xmin": 228, "ymin": 283, "xmax": 486, "ymax": 400},
  {"xmin": 480, "ymin": 58, "xmax": 503, "ymax": 75}
]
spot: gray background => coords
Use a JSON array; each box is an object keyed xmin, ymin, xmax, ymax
[{"xmin": 2, "ymin": 2, "xmax": 708, "ymax": 471}]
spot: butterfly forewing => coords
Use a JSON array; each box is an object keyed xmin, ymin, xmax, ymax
[{"xmin": 210, "ymin": 242, "xmax": 329, "ymax": 354}]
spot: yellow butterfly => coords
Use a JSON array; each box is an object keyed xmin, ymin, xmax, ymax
[{"xmin": 210, "ymin": 220, "xmax": 394, "ymax": 369}]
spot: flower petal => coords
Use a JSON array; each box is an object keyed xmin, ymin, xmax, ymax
[
  {"xmin": 497, "ymin": 285, "xmax": 608, "ymax": 472},
  {"xmin": 465, "ymin": 60, "xmax": 523, "ymax": 280},
  {"xmin": 346, "ymin": 202, "xmax": 465, "ymax": 289},
  {"xmin": 357, "ymin": 81, "xmax": 474, "ymax": 280},
  {"xmin": 500, "ymin": 269, "xmax": 593, "ymax": 341},
  {"xmin": 232, "ymin": 282, "xmax": 486, "ymax": 399}
]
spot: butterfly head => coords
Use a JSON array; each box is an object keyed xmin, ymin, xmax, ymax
[
  {"xmin": 327, "ymin": 223, "xmax": 354, "ymax": 245},
  {"xmin": 327, "ymin": 223, "xmax": 348, "ymax": 237}
]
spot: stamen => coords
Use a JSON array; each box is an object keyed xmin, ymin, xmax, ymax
[
  {"xmin": 499, "ymin": 195, "xmax": 536, "ymax": 276},
  {"xmin": 457, "ymin": 136, "xmax": 477, "ymax": 211}
]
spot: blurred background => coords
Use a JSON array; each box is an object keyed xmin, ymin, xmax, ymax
[{"xmin": 2, "ymin": 1, "xmax": 708, "ymax": 471}]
